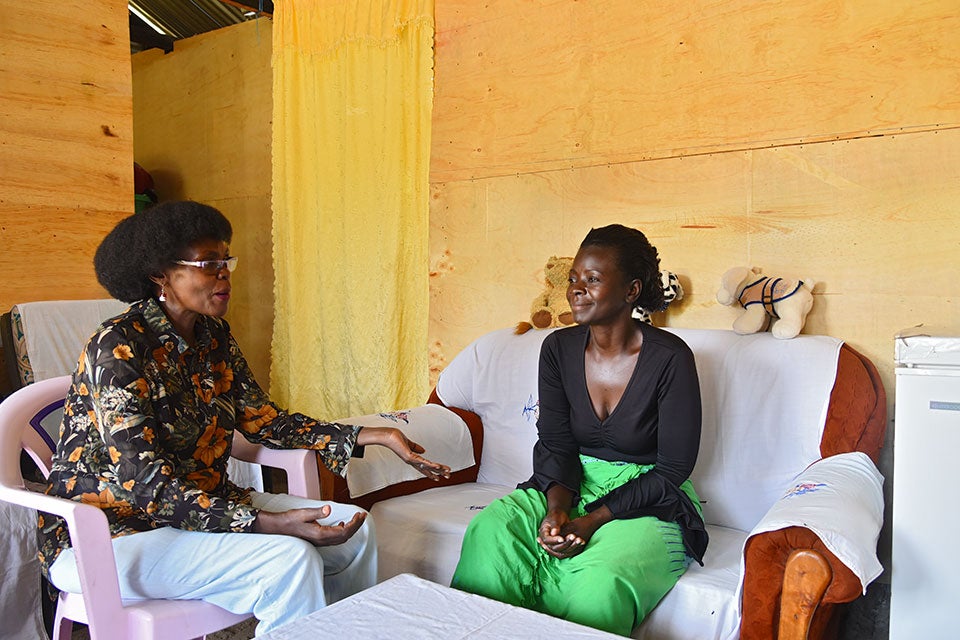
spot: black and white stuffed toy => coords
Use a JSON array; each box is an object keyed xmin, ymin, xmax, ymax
[{"xmin": 633, "ymin": 270, "xmax": 684, "ymax": 324}]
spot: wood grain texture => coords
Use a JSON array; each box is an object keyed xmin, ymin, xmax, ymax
[
  {"xmin": 429, "ymin": 129, "xmax": 960, "ymax": 407},
  {"xmin": 779, "ymin": 549, "xmax": 833, "ymax": 640},
  {"xmin": 0, "ymin": 0, "xmax": 131, "ymax": 313},
  {"xmin": 432, "ymin": 0, "xmax": 960, "ymax": 182},
  {"xmin": 132, "ymin": 19, "xmax": 274, "ymax": 386}
]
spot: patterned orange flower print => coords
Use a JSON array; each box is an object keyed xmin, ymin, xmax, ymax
[
  {"xmin": 311, "ymin": 434, "xmax": 331, "ymax": 451},
  {"xmin": 79, "ymin": 488, "xmax": 128, "ymax": 509},
  {"xmin": 187, "ymin": 468, "xmax": 221, "ymax": 493},
  {"xmin": 131, "ymin": 377, "xmax": 149, "ymax": 399},
  {"xmin": 68, "ymin": 447, "xmax": 83, "ymax": 463},
  {"xmin": 153, "ymin": 346, "xmax": 169, "ymax": 365},
  {"xmin": 194, "ymin": 418, "xmax": 229, "ymax": 467},
  {"xmin": 211, "ymin": 361, "xmax": 233, "ymax": 396},
  {"xmin": 241, "ymin": 405, "xmax": 278, "ymax": 434},
  {"xmin": 122, "ymin": 479, "xmax": 135, "ymax": 491},
  {"xmin": 113, "ymin": 344, "xmax": 133, "ymax": 361},
  {"xmin": 109, "ymin": 446, "xmax": 122, "ymax": 463},
  {"xmin": 192, "ymin": 373, "xmax": 213, "ymax": 404},
  {"xmin": 142, "ymin": 425, "xmax": 155, "ymax": 444}
]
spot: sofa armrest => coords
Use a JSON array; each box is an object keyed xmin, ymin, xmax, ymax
[
  {"xmin": 821, "ymin": 344, "xmax": 887, "ymax": 463},
  {"xmin": 319, "ymin": 391, "xmax": 484, "ymax": 510},
  {"xmin": 740, "ymin": 452, "xmax": 884, "ymax": 640}
]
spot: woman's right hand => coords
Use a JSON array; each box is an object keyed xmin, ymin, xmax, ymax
[
  {"xmin": 537, "ymin": 508, "xmax": 585, "ymax": 558},
  {"xmin": 253, "ymin": 505, "xmax": 366, "ymax": 546}
]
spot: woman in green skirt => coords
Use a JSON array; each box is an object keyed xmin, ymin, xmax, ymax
[{"xmin": 451, "ymin": 224, "xmax": 708, "ymax": 636}]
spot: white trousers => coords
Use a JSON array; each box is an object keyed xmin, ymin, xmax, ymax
[{"xmin": 48, "ymin": 492, "xmax": 376, "ymax": 636}]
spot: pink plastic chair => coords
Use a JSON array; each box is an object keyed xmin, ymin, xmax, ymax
[{"xmin": 0, "ymin": 375, "xmax": 322, "ymax": 640}]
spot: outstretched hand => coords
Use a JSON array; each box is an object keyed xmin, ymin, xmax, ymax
[
  {"xmin": 357, "ymin": 426, "xmax": 452, "ymax": 481},
  {"xmin": 254, "ymin": 505, "xmax": 366, "ymax": 547}
]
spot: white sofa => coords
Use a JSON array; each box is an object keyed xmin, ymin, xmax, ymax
[{"xmin": 330, "ymin": 326, "xmax": 887, "ymax": 640}]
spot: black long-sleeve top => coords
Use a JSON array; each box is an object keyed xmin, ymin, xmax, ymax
[{"xmin": 519, "ymin": 322, "xmax": 708, "ymax": 562}]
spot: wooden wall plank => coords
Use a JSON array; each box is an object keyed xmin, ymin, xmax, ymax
[
  {"xmin": 432, "ymin": 0, "xmax": 960, "ymax": 182},
  {"xmin": 0, "ymin": 0, "xmax": 131, "ymax": 314},
  {"xmin": 0, "ymin": 0, "xmax": 132, "ymax": 212},
  {"xmin": 429, "ymin": 128, "xmax": 960, "ymax": 402}
]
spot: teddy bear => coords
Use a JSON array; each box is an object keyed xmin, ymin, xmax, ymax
[
  {"xmin": 516, "ymin": 256, "xmax": 576, "ymax": 334},
  {"xmin": 516, "ymin": 257, "xmax": 684, "ymax": 334},
  {"xmin": 716, "ymin": 266, "xmax": 814, "ymax": 339}
]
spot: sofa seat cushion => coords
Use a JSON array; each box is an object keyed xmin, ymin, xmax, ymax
[
  {"xmin": 635, "ymin": 525, "xmax": 744, "ymax": 640},
  {"xmin": 371, "ymin": 483, "xmax": 514, "ymax": 585},
  {"xmin": 371, "ymin": 482, "xmax": 746, "ymax": 640}
]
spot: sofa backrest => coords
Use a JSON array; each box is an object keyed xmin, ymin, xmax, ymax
[{"xmin": 436, "ymin": 326, "xmax": 844, "ymax": 533}]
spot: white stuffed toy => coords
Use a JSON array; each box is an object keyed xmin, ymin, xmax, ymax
[{"xmin": 716, "ymin": 267, "xmax": 814, "ymax": 339}]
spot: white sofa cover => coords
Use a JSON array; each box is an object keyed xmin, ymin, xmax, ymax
[{"xmin": 365, "ymin": 327, "xmax": 885, "ymax": 640}]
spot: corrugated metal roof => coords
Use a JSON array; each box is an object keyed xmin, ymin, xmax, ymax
[{"xmin": 129, "ymin": 0, "xmax": 273, "ymax": 52}]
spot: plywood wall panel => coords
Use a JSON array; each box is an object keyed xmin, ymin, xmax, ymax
[
  {"xmin": 1, "ymin": 0, "xmax": 132, "ymax": 213},
  {"xmin": 429, "ymin": 128, "xmax": 960, "ymax": 403},
  {"xmin": 0, "ymin": 0, "xmax": 131, "ymax": 315},
  {"xmin": 432, "ymin": 0, "xmax": 960, "ymax": 181},
  {"xmin": 0, "ymin": 204, "xmax": 118, "ymax": 308},
  {"xmin": 132, "ymin": 19, "xmax": 274, "ymax": 385},
  {"xmin": 429, "ymin": 150, "xmax": 755, "ymax": 372}
]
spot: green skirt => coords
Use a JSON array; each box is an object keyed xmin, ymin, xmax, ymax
[{"xmin": 451, "ymin": 455, "xmax": 701, "ymax": 636}]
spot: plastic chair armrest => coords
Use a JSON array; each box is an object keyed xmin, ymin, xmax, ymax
[
  {"xmin": 230, "ymin": 433, "xmax": 321, "ymax": 500},
  {"xmin": 0, "ymin": 486, "xmax": 127, "ymax": 624}
]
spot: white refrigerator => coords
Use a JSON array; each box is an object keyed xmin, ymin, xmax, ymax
[{"xmin": 890, "ymin": 330, "xmax": 960, "ymax": 639}]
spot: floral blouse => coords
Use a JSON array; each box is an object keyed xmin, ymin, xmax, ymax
[{"xmin": 38, "ymin": 298, "xmax": 361, "ymax": 576}]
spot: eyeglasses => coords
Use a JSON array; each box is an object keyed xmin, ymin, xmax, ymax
[{"xmin": 174, "ymin": 256, "xmax": 238, "ymax": 275}]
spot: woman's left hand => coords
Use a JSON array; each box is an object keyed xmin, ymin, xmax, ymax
[
  {"xmin": 357, "ymin": 426, "xmax": 452, "ymax": 481},
  {"xmin": 539, "ymin": 505, "xmax": 614, "ymax": 559}
]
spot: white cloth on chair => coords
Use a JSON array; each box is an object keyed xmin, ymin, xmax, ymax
[{"xmin": 17, "ymin": 299, "xmax": 129, "ymax": 381}]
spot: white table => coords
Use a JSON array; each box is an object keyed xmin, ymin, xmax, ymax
[{"xmin": 259, "ymin": 573, "xmax": 620, "ymax": 639}]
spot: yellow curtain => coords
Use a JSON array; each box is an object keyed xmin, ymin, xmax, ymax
[{"xmin": 270, "ymin": 0, "xmax": 433, "ymax": 419}]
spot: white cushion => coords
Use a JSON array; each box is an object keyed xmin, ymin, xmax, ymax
[
  {"xmin": 633, "ymin": 525, "xmax": 744, "ymax": 640},
  {"xmin": 668, "ymin": 329, "xmax": 842, "ymax": 532},
  {"xmin": 370, "ymin": 483, "xmax": 513, "ymax": 584},
  {"xmin": 369, "ymin": 482, "xmax": 744, "ymax": 640},
  {"xmin": 16, "ymin": 299, "xmax": 129, "ymax": 381},
  {"xmin": 437, "ymin": 326, "xmax": 843, "ymax": 533},
  {"xmin": 435, "ymin": 327, "xmax": 556, "ymax": 486},
  {"xmin": 343, "ymin": 405, "xmax": 476, "ymax": 497}
]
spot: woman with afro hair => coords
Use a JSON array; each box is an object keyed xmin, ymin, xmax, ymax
[
  {"xmin": 452, "ymin": 224, "xmax": 707, "ymax": 636},
  {"xmin": 39, "ymin": 201, "xmax": 451, "ymax": 635}
]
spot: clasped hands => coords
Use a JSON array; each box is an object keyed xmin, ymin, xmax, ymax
[{"xmin": 537, "ymin": 505, "xmax": 613, "ymax": 559}]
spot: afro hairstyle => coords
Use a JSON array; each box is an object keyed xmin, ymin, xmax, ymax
[{"xmin": 94, "ymin": 201, "xmax": 233, "ymax": 303}]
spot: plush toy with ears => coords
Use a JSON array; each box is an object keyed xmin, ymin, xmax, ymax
[
  {"xmin": 516, "ymin": 257, "xmax": 685, "ymax": 334},
  {"xmin": 633, "ymin": 270, "xmax": 684, "ymax": 323},
  {"xmin": 716, "ymin": 267, "xmax": 815, "ymax": 339},
  {"xmin": 516, "ymin": 256, "xmax": 576, "ymax": 334}
]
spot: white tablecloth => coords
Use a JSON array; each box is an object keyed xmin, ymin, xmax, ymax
[{"xmin": 259, "ymin": 573, "xmax": 620, "ymax": 639}]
